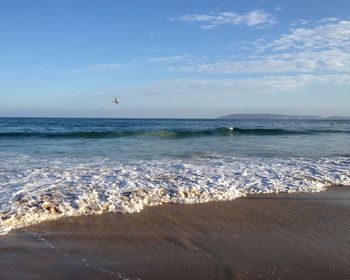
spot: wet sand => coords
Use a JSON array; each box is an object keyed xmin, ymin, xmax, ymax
[{"xmin": 1, "ymin": 186, "xmax": 350, "ymax": 280}]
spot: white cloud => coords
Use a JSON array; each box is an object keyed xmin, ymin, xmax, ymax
[
  {"xmin": 150, "ymin": 30, "xmax": 161, "ymax": 37},
  {"xmin": 316, "ymin": 17, "xmax": 340, "ymax": 24},
  {"xmin": 118, "ymin": 74, "xmax": 350, "ymax": 98},
  {"xmin": 274, "ymin": 5, "xmax": 284, "ymax": 12},
  {"xmin": 39, "ymin": 64, "xmax": 125, "ymax": 73},
  {"xmin": 162, "ymin": 19, "xmax": 350, "ymax": 75},
  {"xmin": 168, "ymin": 49, "xmax": 350, "ymax": 74},
  {"xmin": 178, "ymin": 10, "xmax": 276, "ymax": 29},
  {"xmin": 266, "ymin": 20, "xmax": 350, "ymax": 51},
  {"xmin": 290, "ymin": 19, "xmax": 311, "ymax": 26},
  {"xmin": 148, "ymin": 55, "xmax": 192, "ymax": 63},
  {"xmin": 87, "ymin": 64, "xmax": 123, "ymax": 71}
]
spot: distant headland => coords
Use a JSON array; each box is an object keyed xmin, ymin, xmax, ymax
[{"xmin": 217, "ymin": 114, "xmax": 350, "ymax": 120}]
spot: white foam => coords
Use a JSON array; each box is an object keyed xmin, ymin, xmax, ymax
[{"xmin": 1, "ymin": 154, "xmax": 349, "ymax": 235}]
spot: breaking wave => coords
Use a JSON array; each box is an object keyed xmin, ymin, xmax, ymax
[
  {"xmin": 1, "ymin": 155, "xmax": 349, "ymax": 235},
  {"xmin": 1, "ymin": 127, "xmax": 349, "ymax": 139}
]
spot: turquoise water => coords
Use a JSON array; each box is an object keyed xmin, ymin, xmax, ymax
[
  {"xmin": 1, "ymin": 118, "xmax": 350, "ymax": 234},
  {"xmin": 1, "ymin": 118, "xmax": 350, "ymax": 159}
]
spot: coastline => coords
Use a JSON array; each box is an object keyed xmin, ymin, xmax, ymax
[{"xmin": 1, "ymin": 186, "xmax": 350, "ymax": 280}]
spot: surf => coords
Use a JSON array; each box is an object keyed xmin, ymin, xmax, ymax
[{"xmin": 1, "ymin": 127, "xmax": 350, "ymax": 139}]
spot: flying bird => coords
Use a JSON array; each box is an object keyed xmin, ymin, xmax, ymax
[{"xmin": 112, "ymin": 97, "xmax": 119, "ymax": 104}]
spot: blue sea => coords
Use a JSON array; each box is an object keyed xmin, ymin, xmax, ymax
[{"xmin": 1, "ymin": 117, "xmax": 350, "ymax": 234}]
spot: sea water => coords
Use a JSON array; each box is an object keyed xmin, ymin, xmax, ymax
[{"xmin": 1, "ymin": 117, "xmax": 350, "ymax": 234}]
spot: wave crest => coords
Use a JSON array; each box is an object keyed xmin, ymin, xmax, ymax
[
  {"xmin": 1, "ymin": 156, "xmax": 349, "ymax": 235},
  {"xmin": 1, "ymin": 127, "xmax": 349, "ymax": 139}
]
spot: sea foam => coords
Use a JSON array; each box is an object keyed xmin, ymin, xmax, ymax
[{"xmin": 1, "ymin": 154, "xmax": 349, "ymax": 235}]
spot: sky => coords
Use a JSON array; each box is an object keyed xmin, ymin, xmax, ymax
[{"xmin": 0, "ymin": 0, "xmax": 350, "ymax": 118}]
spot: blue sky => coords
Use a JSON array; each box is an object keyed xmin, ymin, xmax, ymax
[{"xmin": 1, "ymin": 0, "xmax": 350, "ymax": 118}]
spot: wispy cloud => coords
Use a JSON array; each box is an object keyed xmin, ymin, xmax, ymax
[
  {"xmin": 87, "ymin": 64, "xmax": 124, "ymax": 71},
  {"xmin": 316, "ymin": 17, "xmax": 340, "ymax": 24},
  {"xmin": 274, "ymin": 5, "xmax": 284, "ymax": 12},
  {"xmin": 118, "ymin": 74, "xmax": 350, "ymax": 98},
  {"xmin": 37, "ymin": 63, "xmax": 124, "ymax": 73},
  {"xmin": 178, "ymin": 10, "xmax": 276, "ymax": 29},
  {"xmin": 290, "ymin": 19, "xmax": 311, "ymax": 26},
  {"xmin": 149, "ymin": 30, "xmax": 161, "ymax": 37},
  {"xmin": 265, "ymin": 19, "xmax": 350, "ymax": 51},
  {"xmin": 167, "ymin": 49, "xmax": 350, "ymax": 74},
  {"xmin": 161, "ymin": 19, "xmax": 350, "ymax": 75},
  {"xmin": 148, "ymin": 55, "xmax": 193, "ymax": 63}
]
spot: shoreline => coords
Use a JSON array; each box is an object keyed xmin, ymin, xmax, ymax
[{"xmin": 1, "ymin": 186, "xmax": 350, "ymax": 279}]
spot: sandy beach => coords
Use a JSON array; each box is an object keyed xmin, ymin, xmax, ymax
[
  {"xmin": 1, "ymin": 186, "xmax": 350, "ymax": 280},
  {"xmin": 2, "ymin": 0, "xmax": 350, "ymax": 279}
]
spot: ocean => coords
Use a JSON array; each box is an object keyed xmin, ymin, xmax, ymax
[{"xmin": 1, "ymin": 117, "xmax": 350, "ymax": 234}]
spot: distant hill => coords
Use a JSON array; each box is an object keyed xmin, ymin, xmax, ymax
[
  {"xmin": 217, "ymin": 114, "xmax": 322, "ymax": 120},
  {"xmin": 326, "ymin": 116, "xmax": 350, "ymax": 120}
]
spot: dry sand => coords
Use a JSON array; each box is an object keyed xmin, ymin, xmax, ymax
[{"xmin": 1, "ymin": 186, "xmax": 350, "ymax": 280}]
